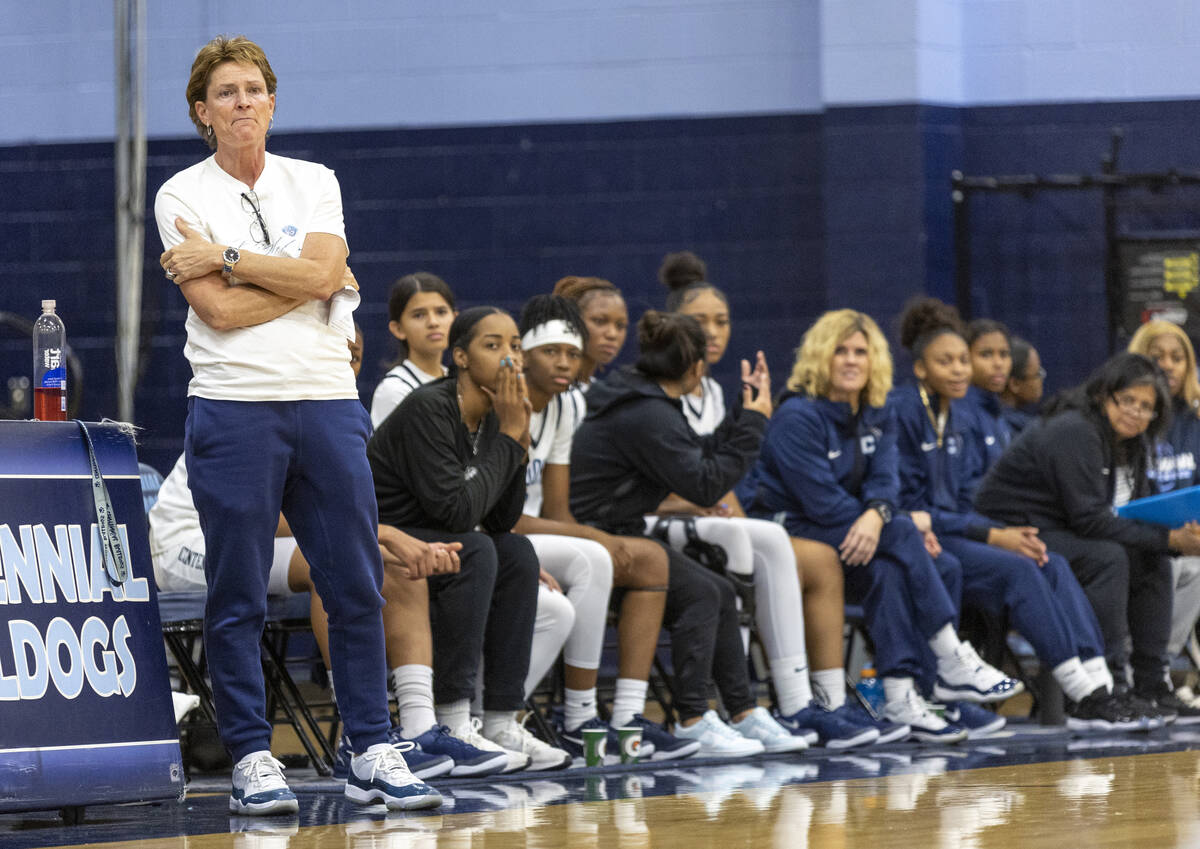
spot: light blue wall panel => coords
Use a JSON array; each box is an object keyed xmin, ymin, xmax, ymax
[{"xmin": 1, "ymin": 0, "xmax": 821, "ymax": 144}]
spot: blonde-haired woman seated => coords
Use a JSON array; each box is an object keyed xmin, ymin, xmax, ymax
[
  {"xmin": 1129, "ymin": 320, "xmax": 1200, "ymax": 699},
  {"xmin": 737, "ymin": 309, "xmax": 1020, "ymax": 741}
]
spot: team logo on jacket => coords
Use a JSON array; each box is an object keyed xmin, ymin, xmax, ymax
[
  {"xmin": 860, "ymin": 435, "xmax": 876, "ymax": 454},
  {"xmin": 828, "ymin": 449, "xmax": 842, "ymax": 460}
]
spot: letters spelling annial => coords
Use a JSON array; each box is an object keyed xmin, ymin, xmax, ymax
[{"xmin": 0, "ymin": 522, "xmax": 150, "ymax": 701}]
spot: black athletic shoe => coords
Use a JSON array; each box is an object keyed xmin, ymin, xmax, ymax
[
  {"xmin": 1115, "ymin": 689, "xmax": 1170, "ymax": 728},
  {"xmin": 1066, "ymin": 689, "xmax": 1143, "ymax": 732},
  {"xmin": 1137, "ymin": 684, "xmax": 1200, "ymax": 725}
]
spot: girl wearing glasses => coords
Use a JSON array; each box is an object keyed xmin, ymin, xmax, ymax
[
  {"xmin": 1127, "ymin": 321, "xmax": 1200, "ymax": 705},
  {"xmin": 976, "ymin": 352, "xmax": 1200, "ymax": 719}
]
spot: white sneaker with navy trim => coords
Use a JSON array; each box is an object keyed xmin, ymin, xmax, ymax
[
  {"xmin": 934, "ymin": 641, "xmax": 1024, "ymax": 704},
  {"xmin": 229, "ymin": 751, "xmax": 299, "ymax": 816},
  {"xmin": 344, "ymin": 742, "xmax": 443, "ymax": 811}
]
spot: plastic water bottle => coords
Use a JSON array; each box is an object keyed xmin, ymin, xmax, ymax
[
  {"xmin": 856, "ymin": 666, "xmax": 885, "ymax": 714},
  {"xmin": 33, "ymin": 299, "xmax": 67, "ymax": 421}
]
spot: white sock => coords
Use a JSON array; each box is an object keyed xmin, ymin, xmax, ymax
[
  {"xmin": 392, "ymin": 665, "xmax": 437, "ymax": 739},
  {"xmin": 811, "ymin": 668, "xmax": 845, "ymax": 710},
  {"xmin": 610, "ymin": 678, "xmax": 648, "ymax": 728},
  {"xmin": 435, "ymin": 698, "xmax": 471, "ymax": 733},
  {"xmin": 481, "ymin": 710, "xmax": 516, "ymax": 739},
  {"xmin": 1052, "ymin": 657, "xmax": 1099, "ymax": 702},
  {"xmin": 770, "ymin": 655, "xmax": 813, "ymax": 715},
  {"xmin": 928, "ymin": 623, "xmax": 961, "ymax": 659},
  {"xmin": 564, "ymin": 687, "xmax": 598, "ymax": 732},
  {"xmin": 882, "ymin": 676, "xmax": 917, "ymax": 709},
  {"xmin": 1083, "ymin": 655, "xmax": 1115, "ymax": 694}
]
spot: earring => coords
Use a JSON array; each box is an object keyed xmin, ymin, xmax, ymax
[
  {"xmin": 205, "ymin": 124, "xmax": 214, "ymax": 139},
  {"xmin": 268, "ymin": 115, "xmax": 274, "ymax": 131}
]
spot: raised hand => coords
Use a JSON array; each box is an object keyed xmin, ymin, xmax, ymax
[{"xmin": 741, "ymin": 350, "xmax": 773, "ymax": 419}]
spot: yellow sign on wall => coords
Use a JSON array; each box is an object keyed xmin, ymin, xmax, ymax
[{"xmin": 1164, "ymin": 253, "xmax": 1200, "ymax": 299}]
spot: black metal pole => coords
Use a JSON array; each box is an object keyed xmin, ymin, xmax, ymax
[
  {"xmin": 951, "ymin": 171, "xmax": 973, "ymax": 320},
  {"xmin": 1102, "ymin": 128, "xmax": 1124, "ymax": 351}
]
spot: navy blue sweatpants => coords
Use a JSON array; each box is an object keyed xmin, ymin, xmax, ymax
[
  {"xmin": 186, "ymin": 398, "xmax": 390, "ymax": 762},
  {"xmin": 787, "ymin": 515, "xmax": 960, "ymax": 681},
  {"xmin": 941, "ymin": 536, "xmax": 1104, "ymax": 667}
]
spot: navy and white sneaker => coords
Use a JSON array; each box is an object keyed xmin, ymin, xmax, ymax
[
  {"xmin": 774, "ymin": 700, "xmax": 879, "ymax": 750},
  {"xmin": 408, "ymin": 725, "xmax": 509, "ymax": 777},
  {"xmin": 940, "ymin": 701, "xmax": 1006, "ymax": 738},
  {"xmin": 842, "ymin": 699, "xmax": 911, "ymax": 744},
  {"xmin": 229, "ymin": 751, "xmax": 299, "ymax": 816},
  {"xmin": 330, "ymin": 732, "xmax": 454, "ymax": 781},
  {"xmin": 626, "ymin": 714, "xmax": 701, "ymax": 761},
  {"xmin": 933, "ymin": 641, "xmax": 1024, "ymax": 704},
  {"xmin": 883, "ymin": 690, "xmax": 967, "ymax": 743},
  {"xmin": 344, "ymin": 742, "xmax": 443, "ymax": 811}
]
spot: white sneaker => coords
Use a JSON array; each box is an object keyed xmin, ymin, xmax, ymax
[
  {"xmin": 884, "ymin": 690, "xmax": 968, "ymax": 743},
  {"xmin": 933, "ymin": 641, "xmax": 1024, "ymax": 703},
  {"xmin": 486, "ymin": 717, "xmax": 572, "ymax": 771},
  {"xmin": 345, "ymin": 742, "xmax": 443, "ymax": 811},
  {"xmin": 449, "ymin": 717, "xmax": 530, "ymax": 773},
  {"xmin": 229, "ymin": 751, "xmax": 299, "ymax": 816},
  {"xmin": 730, "ymin": 706, "xmax": 809, "ymax": 753},
  {"xmin": 672, "ymin": 710, "xmax": 766, "ymax": 758}
]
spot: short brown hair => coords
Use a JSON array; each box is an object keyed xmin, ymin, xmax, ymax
[{"xmin": 186, "ymin": 35, "xmax": 277, "ymax": 149}]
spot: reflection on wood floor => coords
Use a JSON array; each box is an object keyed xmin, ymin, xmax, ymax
[{"xmin": 7, "ymin": 731, "xmax": 1200, "ymax": 849}]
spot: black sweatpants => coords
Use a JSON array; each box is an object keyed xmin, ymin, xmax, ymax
[
  {"xmin": 401, "ymin": 528, "xmax": 540, "ymax": 711},
  {"xmin": 656, "ymin": 543, "xmax": 755, "ymax": 722},
  {"xmin": 1039, "ymin": 528, "xmax": 1173, "ymax": 690}
]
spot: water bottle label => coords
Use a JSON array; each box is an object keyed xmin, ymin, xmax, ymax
[{"xmin": 39, "ymin": 365, "xmax": 65, "ymax": 390}]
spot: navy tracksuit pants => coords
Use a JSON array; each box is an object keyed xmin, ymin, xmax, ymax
[
  {"xmin": 186, "ymin": 397, "xmax": 391, "ymax": 762},
  {"xmin": 786, "ymin": 514, "xmax": 960, "ymax": 682},
  {"xmin": 940, "ymin": 536, "xmax": 1105, "ymax": 667}
]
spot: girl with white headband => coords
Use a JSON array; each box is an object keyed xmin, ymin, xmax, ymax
[{"xmin": 512, "ymin": 294, "xmax": 700, "ymax": 762}]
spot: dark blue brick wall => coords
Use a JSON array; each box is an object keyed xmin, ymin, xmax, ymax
[
  {"xmin": 6, "ymin": 102, "xmax": 1200, "ymax": 473},
  {"xmin": 958, "ymin": 100, "xmax": 1200, "ymax": 396},
  {"xmin": 1, "ymin": 114, "xmax": 824, "ymax": 473}
]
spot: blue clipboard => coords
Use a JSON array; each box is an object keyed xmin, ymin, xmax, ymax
[{"xmin": 1116, "ymin": 484, "xmax": 1200, "ymax": 528}]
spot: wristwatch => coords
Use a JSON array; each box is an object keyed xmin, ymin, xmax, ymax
[
  {"xmin": 868, "ymin": 501, "xmax": 893, "ymax": 524},
  {"xmin": 222, "ymin": 246, "xmax": 241, "ymax": 278}
]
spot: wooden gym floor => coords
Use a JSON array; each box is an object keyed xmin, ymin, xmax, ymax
[{"xmin": 4, "ymin": 721, "xmax": 1200, "ymax": 849}]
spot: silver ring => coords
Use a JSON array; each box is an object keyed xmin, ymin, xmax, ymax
[{"xmin": 165, "ymin": 268, "xmax": 177, "ymax": 281}]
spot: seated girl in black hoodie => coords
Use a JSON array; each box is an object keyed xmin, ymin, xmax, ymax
[
  {"xmin": 570, "ymin": 310, "xmax": 806, "ymax": 757},
  {"xmin": 976, "ymin": 352, "xmax": 1200, "ymax": 719}
]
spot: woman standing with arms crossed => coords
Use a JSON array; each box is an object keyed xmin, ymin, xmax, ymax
[{"xmin": 154, "ymin": 35, "xmax": 440, "ymax": 813}]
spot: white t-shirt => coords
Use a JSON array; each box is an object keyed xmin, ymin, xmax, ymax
[
  {"xmin": 523, "ymin": 391, "xmax": 586, "ymax": 518},
  {"xmin": 682, "ymin": 376, "xmax": 726, "ymax": 436},
  {"xmin": 370, "ymin": 359, "xmax": 446, "ymax": 429},
  {"xmin": 154, "ymin": 151, "xmax": 355, "ymax": 401}
]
